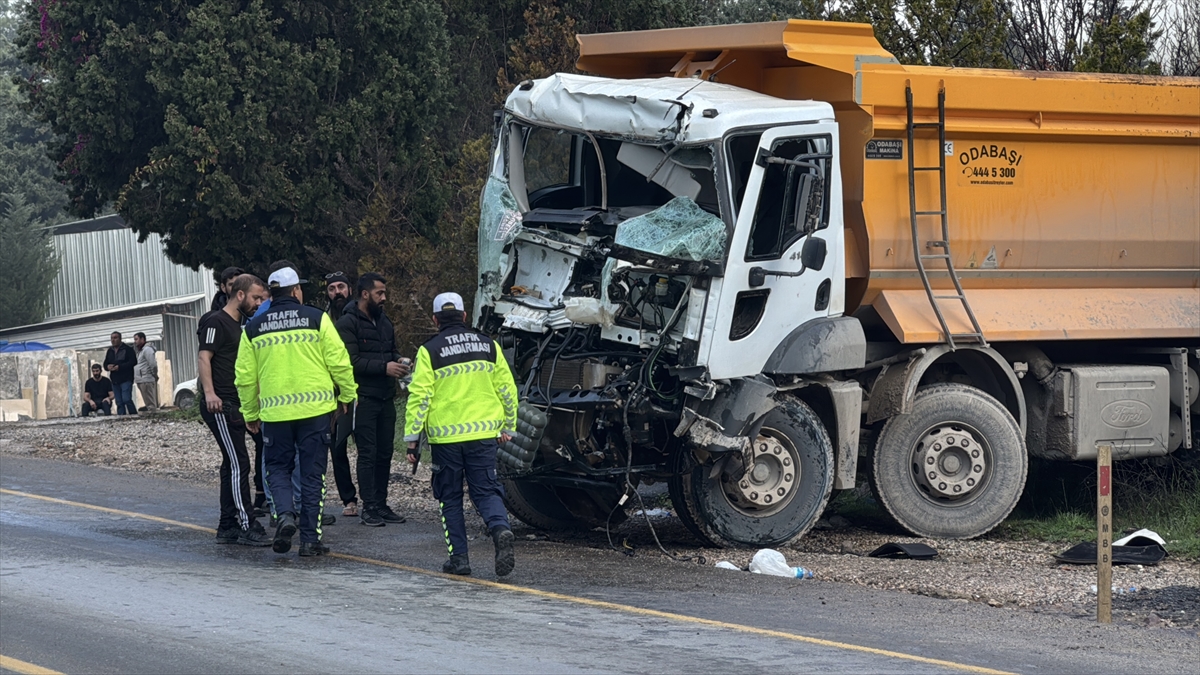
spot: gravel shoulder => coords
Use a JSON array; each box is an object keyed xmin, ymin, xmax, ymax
[{"xmin": 3, "ymin": 415, "xmax": 1196, "ymax": 634}]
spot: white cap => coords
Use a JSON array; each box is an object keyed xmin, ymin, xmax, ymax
[
  {"xmin": 267, "ymin": 267, "xmax": 303, "ymax": 288},
  {"xmin": 433, "ymin": 292, "xmax": 464, "ymax": 312}
]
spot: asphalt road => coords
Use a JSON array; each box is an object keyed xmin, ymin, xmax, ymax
[{"xmin": 0, "ymin": 455, "xmax": 1195, "ymax": 674}]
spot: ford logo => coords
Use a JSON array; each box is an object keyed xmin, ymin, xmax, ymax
[{"xmin": 1101, "ymin": 400, "xmax": 1152, "ymax": 429}]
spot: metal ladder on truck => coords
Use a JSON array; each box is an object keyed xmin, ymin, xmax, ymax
[{"xmin": 906, "ymin": 84, "xmax": 987, "ymax": 350}]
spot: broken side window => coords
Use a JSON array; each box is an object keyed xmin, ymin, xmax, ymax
[
  {"xmin": 725, "ymin": 131, "xmax": 764, "ymax": 220},
  {"xmin": 478, "ymin": 176, "xmax": 524, "ymax": 303},
  {"xmin": 745, "ymin": 135, "xmax": 830, "ymax": 261}
]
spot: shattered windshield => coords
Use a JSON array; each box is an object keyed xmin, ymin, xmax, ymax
[{"xmin": 512, "ymin": 123, "xmax": 721, "ymax": 217}]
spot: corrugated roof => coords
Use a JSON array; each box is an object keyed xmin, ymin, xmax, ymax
[{"xmin": 0, "ymin": 315, "xmax": 165, "ymax": 351}]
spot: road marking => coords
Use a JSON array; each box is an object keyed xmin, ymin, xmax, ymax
[
  {"xmin": 0, "ymin": 488, "xmax": 1013, "ymax": 675},
  {"xmin": 0, "ymin": 654, "xmax": 65, "ymax": 675}
]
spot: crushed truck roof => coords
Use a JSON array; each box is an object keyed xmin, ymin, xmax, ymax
[{"xmin": 504, "ymin": 73, "xmax": 834, "ymax": 144}]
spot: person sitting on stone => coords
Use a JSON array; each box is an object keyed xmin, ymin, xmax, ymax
[{"xmin": 81, "ymin": 363, "xmax": 114, "ymax": 416}]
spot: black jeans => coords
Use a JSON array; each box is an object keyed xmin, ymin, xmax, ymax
[
  {"xmin": 430, "ymin": 439, "xmax": 510, "ymax": 558},
  {"xmin": 263, "ymin": 413, "xmax": 331, "ymax": 543},
  {"xmin": 354, "ymin": 396, "xmax": 395, "ymax": 512},
  {"xmin": 330, "ymin": 409, "xmax": 357, "ymax": 505},
  {"xmin": 201, "ymin": 406, "xmax": 255, "ymax": 531},
  {"xmin": 81, "ymin": 401, "xmax": 111, "ymax": 416}
]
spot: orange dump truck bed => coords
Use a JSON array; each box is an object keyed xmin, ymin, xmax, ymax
[{"xmin": 577, "ymin": 20, "xmax": 1200, "ymax": 343}]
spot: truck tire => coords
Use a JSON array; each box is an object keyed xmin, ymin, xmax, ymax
[
  {"xmin": 675, "ymin": 398, "xmax": 834, "ymax": 548},
  {"xmin": 871, "ymin": 383, "xmax": 1027, "ymax": 539},
  {"xmin": 669, "ymin": 450, "xmax": 709, "ymax": 543},
  {"xmin": 502, "ymin": 478, "xmax": 589, "ymax": 532}
]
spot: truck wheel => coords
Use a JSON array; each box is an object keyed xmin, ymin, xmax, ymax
[
  {"xmin": 676, "ymin": 398, "xmax": 834, "ymax": 548},
  {"xmin": 502, "ymin": 478, "xmax": 589, "ymax": 532},
  {"xmin": 871, "ymin": 383, "xmax": 1027, "ymax": 539},
  {"xmin": 553, "ymin": 486, "xmax": 628, "ymax": 529},
  {"xmin": 669, "ymin": 451, "xmax": 709, "ymax": 543}
]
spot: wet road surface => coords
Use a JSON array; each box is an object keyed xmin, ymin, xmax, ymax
[{"xmin": 1, "ymin": 455, "xmax": 1195, "ymax": 674}]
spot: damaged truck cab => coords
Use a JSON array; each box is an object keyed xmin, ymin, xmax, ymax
[
  {"xmin": 476, "ymin": 21, "xmax": 1200, "ymax": 548},
  {"xmin": 477, "ymin": 76, "xmax": 859, "ymax": 546}
]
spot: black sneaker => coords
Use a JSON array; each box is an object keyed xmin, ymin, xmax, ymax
[
  {"xmin": 376, "ymin": 505, "xmax": 406, "ymax": 524},
  {"xmin": 237, "ymin": 521, "xmax": 272, "ymax": 547},
  {"xmin": 442, "ymin": 554, "xmax": 471, "ymax": 576},
  {"xmin": 321, "ymin": 514, "xmax": 337, "ymax": 526},
  {"xmin": 298, "ymin": 541, "xmax": 330, "ymax": 557},
  {"xmin": 360, "ymin": 509, "xmax": 385, "ymax": 527},
  {"xmin": 492, "ymin": 526, "xmax": 515, "ymax": 577},
  {"xmin": 273, "ymin": 513, "xmax": 298, "ymax": 553},
  {"xmin": 215, "ymin": 526, "xmax": 241, "ymax": 544}
]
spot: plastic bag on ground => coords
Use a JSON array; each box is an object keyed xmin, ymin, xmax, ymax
[
  {"xmin": 749, "ymin": 549, "xmax": 793, "ymax": 577},
  {"xmin": 714, "ymin": 561, "xmax": 740, "ymax": 571}
]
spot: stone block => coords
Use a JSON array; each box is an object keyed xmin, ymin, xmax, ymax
[
  {"xmin": 0, "ymin": 355, "xmax": 18, "ymax": 399},
  {"xmin": 38, "ymin": 357, "xmax": 72, "ymax": 419}
]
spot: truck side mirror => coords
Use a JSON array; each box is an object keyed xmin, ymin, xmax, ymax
[{"xmin": 801, "ymin": 236, "xmax": 826, "ymax": 271}]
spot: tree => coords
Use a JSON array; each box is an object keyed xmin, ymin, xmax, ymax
[
  {"xmin": 1158, "ymin": 0, "xmax": 1200, "ymax": 76},
  {"xmin": 1004, "ymin": 0, "xmax": 1164, "ymax": 73},
  {"xmin": 16, "ymin": 0, "xmax": 452, "ymax": 276},
  {"xmin": 1, "ymin": 0, "xmax": 68, "ymax": 226},
  {"xmin": 833, "ymin": 0, "xmax": 1010, "ymax": 67},
  {"xmin": 0, "ymin": 193, "xmax": 60, "ymax": 328}
]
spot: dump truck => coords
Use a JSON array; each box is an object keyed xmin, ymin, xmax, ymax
[{"xmin": 475, "ymin": 20, "xmax": 1200, "ymax": 547}]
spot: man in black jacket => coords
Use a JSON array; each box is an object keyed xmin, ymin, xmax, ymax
[
  {"xmin": 210, "ymin": 266, "xmax": 244, "ymax": 313},
  {"xmin": 324, "ymin": 271, "xmax": 358, "ymax": 516},
  {"xmin": 336, "ymin": 273, "xmax": 411, "ymax": 526},
  {"xmin": 103, "ymin": 332, "xmax": 138, "ymax": 415}
]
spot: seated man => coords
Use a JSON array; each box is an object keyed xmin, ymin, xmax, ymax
[{"xmin": 82, "ymin": 364, "xmax": 114, "ymax": 416}]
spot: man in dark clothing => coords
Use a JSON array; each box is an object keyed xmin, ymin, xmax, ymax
[
  {"xmin": 336, "ymin": 272, "xmax": 410, "ymax": 527},
  {"xmin": 81, "ymin": 364, "xmax": 114, "ymax": 416},
  {"xmin": 210, "ymin": 266, "xmax": 244, "ymax": 313},
  {"xmin": 324, "ymin": 272, "xmax": 359, "ymax": 516},
  {"xmin": 103, "ymin": 332, "xmax": 138, "ymax": 415},
  {"xmin": 198, "ymin": 274, "xmax": 272, "ymax": 546}
]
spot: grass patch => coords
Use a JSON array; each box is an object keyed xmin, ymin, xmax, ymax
[
  {"xmin": 828, "ymin": 450, "xmax": 1200, "ymax": 559},
  {"xmin": 160, "ymin": 397, "xmax": 201, "ymax": 422},
  {"xmin": 994, "ymin": 452, "xmax": 1200, "ymax": 559}
]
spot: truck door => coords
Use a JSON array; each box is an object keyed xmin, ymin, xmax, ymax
[{"xmin": 704, "ymin": 124, "xmax": 843, "ymax": 380}]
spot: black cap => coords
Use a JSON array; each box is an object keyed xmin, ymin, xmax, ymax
[{"xmin": 325, "ymin": 272, "xmax": 351, "ymax": 286}]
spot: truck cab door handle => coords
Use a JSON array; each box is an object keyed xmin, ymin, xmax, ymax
[{"xmin": 749, "ymin": 267, "xmax": 803, "ymax": 288}]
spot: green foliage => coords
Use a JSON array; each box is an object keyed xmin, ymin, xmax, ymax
[
  {"xmin": 1, "ymin": 0, "xmax": 69, "ymax": 226},
  {"xmin": 705, "ymin": 0, "xmax": 834, "ymax": 24},
  {"xmin": 16, "ymin": 0, "xmax": 451, "ymax": 276},
  {"xmin": 1004, "ymin": 0, "xmax": 1165, "ymax": 74},
  {"xmin": 835, "ymin": 0, "xmax": 1010, "ymax": 67},
  {"xmin": 995, "ymin": 455, "xmax": 1200, "ymax": 559},
  {"xmin": 0, "ymin": 192, "xmax": 60, "ymax": 328},
  {"xmin": 1076, "ymin": 0, "xmax": 1162, "ymax": 73}
]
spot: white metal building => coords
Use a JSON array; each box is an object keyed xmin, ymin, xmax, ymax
[{"xmin": 0, "ymin": 215, "xmax": 214, "ymax": 383}]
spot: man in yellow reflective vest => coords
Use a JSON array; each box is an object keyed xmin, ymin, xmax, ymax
[
  {"xmin": 405, "ymin": 292, "xmax": 518, "ymax": 577},
  {"xmin": 235, "ymin": 266, "xmax": 357, "ymax": 557}
]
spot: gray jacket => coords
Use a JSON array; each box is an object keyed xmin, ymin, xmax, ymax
[{"xmin": 135, "ymin": 344, "xmax": 158, "ymax": 383}]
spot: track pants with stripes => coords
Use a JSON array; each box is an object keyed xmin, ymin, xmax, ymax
[
  {"xmin": 262, "ymin": 413, "xmax": 331, "ymax": 543},
  {"xmin": 201, "ymin": 406, "xmax": 254, "ymax": 531}
]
